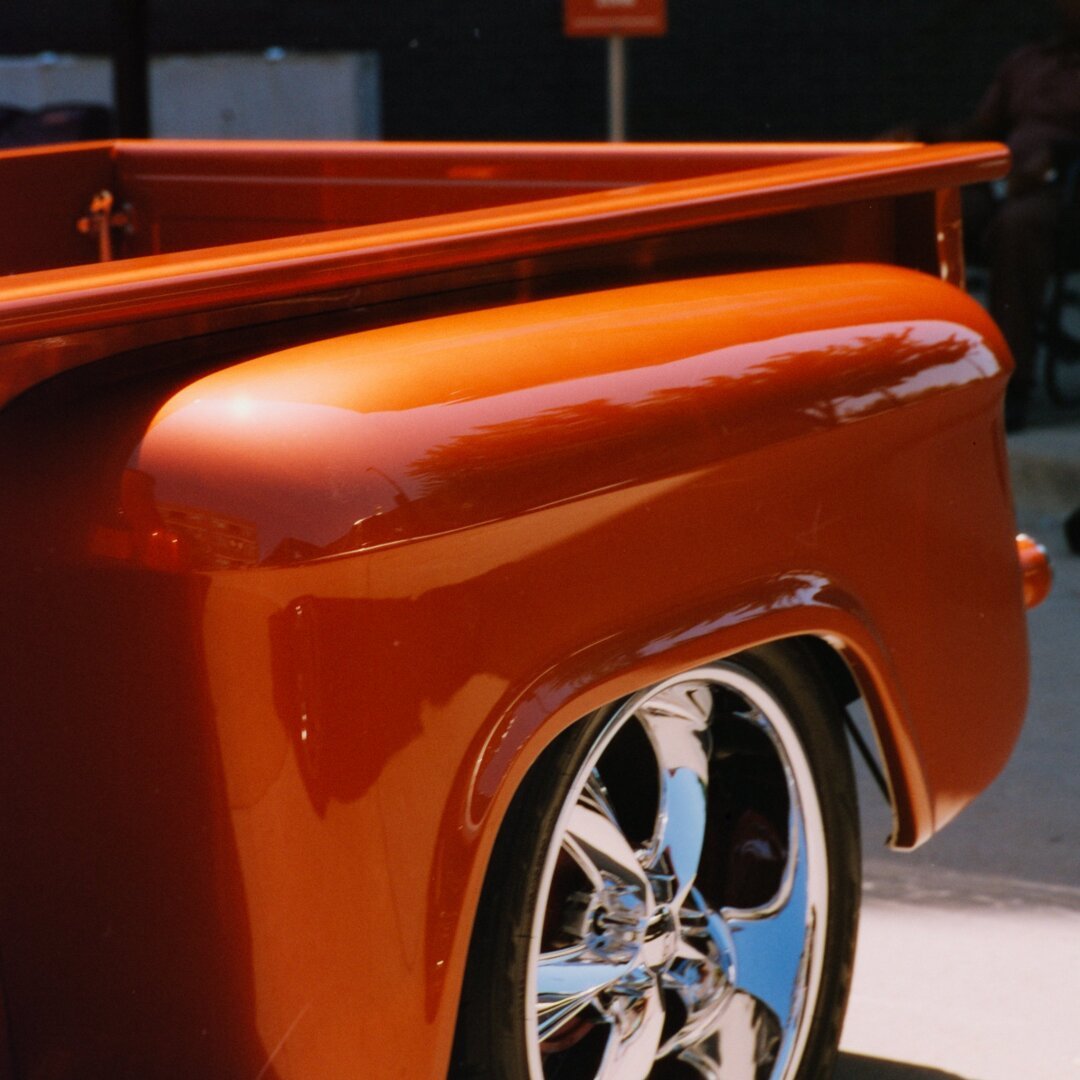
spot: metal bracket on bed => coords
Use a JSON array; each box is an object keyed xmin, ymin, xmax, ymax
[{"xmin": 76, "ymin": 190, "xmax": 134, "ymax": 262}]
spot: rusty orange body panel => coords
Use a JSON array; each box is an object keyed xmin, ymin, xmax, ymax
[{"xmin": 0, "ymin": 140, "xmax": 1027, "ymax": 1078}]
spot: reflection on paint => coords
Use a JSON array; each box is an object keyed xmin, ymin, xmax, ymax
[{"xmin": 131, "ymin": 318, "xmax": 1002, "ymax": 570}]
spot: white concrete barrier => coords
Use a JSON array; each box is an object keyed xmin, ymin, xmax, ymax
[{"xmin": 0, "ymin": 50, "xmax": 381, "ymax": 139}]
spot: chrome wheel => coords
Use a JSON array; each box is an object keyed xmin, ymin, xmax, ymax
[
  {"xmin": 527, "ymin": 665, "xmax": 829, "ymax": 1080},
  {"xmin": 453, "ymin": 645, "xmax": 859, "ymax": 1080}
]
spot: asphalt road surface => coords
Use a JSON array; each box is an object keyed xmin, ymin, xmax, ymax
[{"xmin": 836, "ymin": 500, "xmax": 1080, "ymax": 1079}]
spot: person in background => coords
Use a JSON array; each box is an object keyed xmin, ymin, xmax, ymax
[
  {"xmin": 1066, "ymin": 505, "xmax": 1080, "ymax": 552},
  {"xmin": 947, "ymin": 0, "xmax": 1080, "ymax": 430}
]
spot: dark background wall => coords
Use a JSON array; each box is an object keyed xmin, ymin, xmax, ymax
[{"xmin": 0, "ymin": 1, "xmax": 1060, "ymax": 140}]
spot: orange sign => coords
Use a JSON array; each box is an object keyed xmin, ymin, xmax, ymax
[{"xmin": 564, "ymin": 0, "xmax": 667, "ymax": 37}]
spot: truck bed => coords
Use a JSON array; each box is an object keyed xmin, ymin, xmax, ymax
[{"xmin": 0, "ymin": 139, "xmax": 1006, "ymax": 407}]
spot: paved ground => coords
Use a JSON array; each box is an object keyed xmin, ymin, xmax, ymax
[{"xmin": 836, "ymin": 407, "xmax": 1080, "ymax": 1079}]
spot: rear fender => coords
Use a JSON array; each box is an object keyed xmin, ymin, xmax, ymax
[
  {"xmin": 130, "ymin": 262, "xmax": 1025, "ymax": 854},
  {"xmin": 115, "ymin": 263, "xmax": 1027, "ymax": 1076}
]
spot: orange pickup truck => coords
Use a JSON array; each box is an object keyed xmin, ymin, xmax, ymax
[{"xmin": 0, "ymin": 139, "xmax": 1046, "ymax": 1080}]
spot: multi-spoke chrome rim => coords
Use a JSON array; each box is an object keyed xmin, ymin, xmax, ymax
[{"xmin": 525, "ymin": 664, "xmax": 829, "ymax": 1080}]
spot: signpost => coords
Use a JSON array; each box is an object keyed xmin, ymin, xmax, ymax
[{"xmin": 564, "ymin": 0, "xmax": 667, "ymax": 142}]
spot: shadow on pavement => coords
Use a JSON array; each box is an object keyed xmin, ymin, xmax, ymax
[{"xmin": 836, "ymin": 1053, "xmax": 973, "ymax": 1079}]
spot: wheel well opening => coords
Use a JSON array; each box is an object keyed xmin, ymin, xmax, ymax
[{"xmin": 778, "ymin": 634, "xmax": 896, "ymax": 839}]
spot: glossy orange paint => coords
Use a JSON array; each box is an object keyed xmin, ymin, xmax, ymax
[
  {"xmin": 2, "ymin": 261, "xmax": 1028, "ymax": 1077},
  {"xmin": 0, "ymin": 141, "xmax": 1027, "ymax": 1078}
]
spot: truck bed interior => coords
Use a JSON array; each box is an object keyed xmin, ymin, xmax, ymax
[
  {"xmin": 1, "ymin": 138, "xmax": 981, "ymax": 275},
  {"xmin": 0, "ymin": 138, "xmax": 1008, "ymax": 411}
]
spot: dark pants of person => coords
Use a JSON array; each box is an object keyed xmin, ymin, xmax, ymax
[{"xmin": 966, "ymin": 185, "xmax": 1060, "ymax": 400}]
